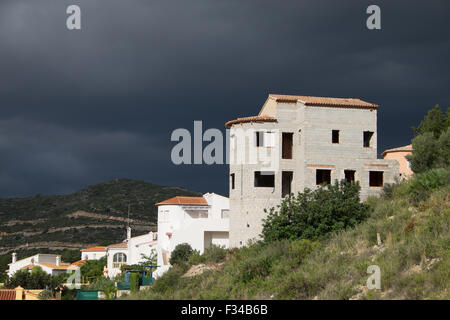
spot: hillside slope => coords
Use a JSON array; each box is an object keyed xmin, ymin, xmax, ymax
[
  {"xmin": 0, "ymin": 179, "xmax": 201, "ymax": 255},
  {"xmin": 125, "ymin": 176, "xmax": 449, "ymax": 300}
]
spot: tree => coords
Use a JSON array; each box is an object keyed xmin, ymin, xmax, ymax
[
  {"xmin": 437, "ymin": 127, "xmax": 450, "ymax": 168},
  {"xmin": 407, "ymin": 132, "xmax": 439, "ymax": 173},
  {"xmin": 407, "ymin": 105, "xmax": 450, "ymax": 173},
  {"xmin": 4, "ymin": 266, "xmax": 65, "ymax": 290},
  {"xmin": 261, "ymin": 180, "xmax": 369, "ymax": 242},
  {"xmin": 412, "ymin": 105, "xmax": 449, "ymax": 138},
  {"xmin": 80, "ymin": 257, "xmax": 106, "ymax": 283},
  {"xmin": 169, "ymin": 243, "xmax": 193, "ymax": 266}
]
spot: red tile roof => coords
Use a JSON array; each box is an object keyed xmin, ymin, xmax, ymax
[
  {"xmin": 71, "ymin": 260, "xmax": 87, "ymax": 266},
  {"xmin": 225, "ymin": 94, "xmax": 378, "ymax": 128},
  {"xmin": 107, "ymin": 242, "xmax": 128, "ymax": 248},
  {"xmin": 155, "ymin": 196, "xmax": 208, "ymax": 206},
  {"xmin": 80, "ymin": 246, "xmax": 107, "ymax": 252},
  {"xmin": 268, "ymin": 94, "xmax": 378, "ymax": 108},
  {"xmin": 225, "ymin": 116, "xmax": 277, "ymax": 128},
  {"xmin": 381, "ymin": 144, "xmax": 413, "ymax": 157},
  {"xmin": 0, "ymin": 290, "xmax": 16, "ymax": 300}
]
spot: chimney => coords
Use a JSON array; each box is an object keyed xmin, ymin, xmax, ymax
[
  {"xmin": 12, "ymin": 252, "xmax": 17, "ymax": 264},
  {"xmin": 127, "ymin": 226, "xmax": 131, "ymax": 240},
  {"xmin": 56, "ymin": 255, "xmax": 61, "ymax": 267}
]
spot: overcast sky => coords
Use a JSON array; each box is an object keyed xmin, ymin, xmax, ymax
[{"xmin": 0, "ymin": 0, "xmax": 449, "ymax": 197}]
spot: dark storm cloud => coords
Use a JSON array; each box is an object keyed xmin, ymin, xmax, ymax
[{"xmin": 0, "ymin": 0, "xmax": 449, "ymax": 197}]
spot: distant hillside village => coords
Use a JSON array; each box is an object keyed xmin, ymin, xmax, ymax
[{"xmin": 1, "ymin": 94, "xmax": 414, "ymax": 299}]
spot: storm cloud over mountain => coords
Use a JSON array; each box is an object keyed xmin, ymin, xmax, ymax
[{"xmin": 0, "ymin": 0, "xmax": 449, "ymax": 197}]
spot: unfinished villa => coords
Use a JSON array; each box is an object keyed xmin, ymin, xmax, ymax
[{"xmin": 225, "ymin": 94, "xmax": 400, "ymax": 247}]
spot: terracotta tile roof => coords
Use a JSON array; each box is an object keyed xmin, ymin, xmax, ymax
[
  {"xmin": 268, "ymin": 94, "xmax": 378, "ymax": 108},
  {"xmin": 225, "ymin": 115, "xmax": 277, "ymax": 128},
  {"xmin": 20, "ymin": 264, "xmax": 35, "ymax": 270},
  {"xmin": 226, "ymin": 94, "xmax": 378, "ymax": 128},
  {"xmin": 37, "ymin": 262, "xmax": 71, "ymax": 270},
  {"xmin": 71, "ymin": 260, "xmax": 87, "ymax": 266},
  {"xmin": 80, "ymin": 246, "xmax": 107, "ymax": 252},
  {"xmin": 382, "ymin": 144, "xmax": 413, "ymax": 157},
  {"xmin": 0, "ymin": 290, "xmax": 16, "ymax": 300},
  {"xmin": 107, "ymin": 242, "xmax": 128, "ymax": 248},
  {"xmin": 155, "ymin": 196, "xmax": 208, "ymax": 206}
]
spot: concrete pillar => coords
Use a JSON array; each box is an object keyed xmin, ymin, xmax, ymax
[{"xmin": 15, "ymin": 286, "xmax": 24, "ymax": 300}]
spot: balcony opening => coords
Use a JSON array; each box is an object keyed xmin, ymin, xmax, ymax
[
  {"xmin": 254, "ymin": 171, "xmax": 275, "ymax": 188},
  {"xmin": 344, "ymin": 170, "xmax": 356, "ymax": 183},
  {"xmin": 282, "ymin": 171, "xmax": 293, "ymax": 197},
  {"xmin": 363, "ymin": 131, "xmax": 374, "ymax": 147},
  {"xmin": 369, "ymin": 171, "xmax": 383, "ymax": 187},
  {"xmin": 230, "ymin": 173, "xmax": 235, "ymax": 190},
  {"xmin": 282, "ymin": 132, "xmax": 293, "ymax": 159},
  {"xmin": 316, "ymin": 169, "xmax": 331, "ymax": 185},
  {"xmin": 332, "ymin": 130, "xmax": 340, "ymax": 144}
]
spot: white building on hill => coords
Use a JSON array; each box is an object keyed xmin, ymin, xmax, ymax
[
  {"xmin": 7, "ymin": 253, "xmax": 73, "ymax": 277},
  {"xmin": 153, "ymin": 193, "xmax": 229, "ymax": 277},
  {"xmin": 105, "ymin": 228, "xmax": 158, "ymax": 279},
  {"xmin": 80, "ymin": 246, "xmax": 107, "ymax": 261}
]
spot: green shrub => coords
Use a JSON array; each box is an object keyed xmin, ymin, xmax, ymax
[
  {"xmin": 170, "ymin": 243, "xmax": 194, "ymax": 266},
  {"xmin": 202, "ymin": 245, "xmax": 227, "ymax": 264},
  {"xmin": 407, "ymin": 168, "xmax": 450, "ymax": 205},
  {"xmin": 38, "ymin": 289, "xmax": 54, "ymax": 300},
  {"xmin": 152, "ymin": 266, "xmax": 185, "ymax": 294},
  {"xmin": 129, "ymin": 273, "xmax": 140, "ymax": 293},
  {"xmin": 261, "ymin": 180, "xmax": 368, "ymax": 242}
]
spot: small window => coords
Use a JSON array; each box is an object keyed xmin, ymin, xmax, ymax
[
  {"xmin": 316, "ymin": 169, "xmax": 331, "ymax": 185},
  {"xmin": 230, "ymin": 173, "xmax": 235, "ymax": 190},
  {"xmin": 221, "ymin": 209, "xmax": 229, "ymax": 219},
  {"xmin": 255, "ymin": 131, "xmax": 264, "ymax": 147},
  {"xmin": 113, "ymin": 253, "xmax": 127, "ymax": 263},
  {"xmin": 282, "ymin": 133, "xmax": 293, "ymax": 159},
  {"xmin": 363, "ymin": 131, "xmax": 374, "ymax": 147},
  {"xmin": 332, "ymin": 130, "xmax": 339, "ymax": 143},
  {"xmin": 254, "ymin": 171, "xmax": 275, "ymax": 187},
  {"xmin": 344, "ymin": 170, "xmax": 356, "ymax": 183},
  {"xmin": 369, "ymin": 171, "xmax": 383, "ymax": 187}
]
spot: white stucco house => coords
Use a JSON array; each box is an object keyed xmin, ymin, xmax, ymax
[
  {"xmin": 153, "ymin": 193, "xmax": 229, "ymax": 277},
  {"xmin": 105, "ymin": 228, "xmax": 158, "ymax": 279},
  {"xmin": 7, "ymin": 253, "xmax": 73, "ymax": 277},
  {"xmin": 80, "ymin": 246, "xmax": 107, "ymax": 261}
]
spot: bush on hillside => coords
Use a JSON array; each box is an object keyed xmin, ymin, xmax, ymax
[
  {"xmin": 188, "ymin": 245, "xmax": 228, "ymax": 265},
  {"xmin": 407, "ymin": 168, "xmax": 450, "ymax": 205},
  {"xmin": 261, "ymin": 180, "xmax": 368, "ymax": 242},
  {"xmin": 169, "ymin": 243, "xmax": 194, "ymax": 266}
]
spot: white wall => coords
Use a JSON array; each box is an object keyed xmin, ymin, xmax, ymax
[{"xmin": 81, "ymin": 251, "xmax": 107, "ymax": 261}]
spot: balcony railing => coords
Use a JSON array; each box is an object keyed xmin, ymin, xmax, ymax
[{"xmin": 112, "ymin": 262, "xmax": 127, "ymax": 269}]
